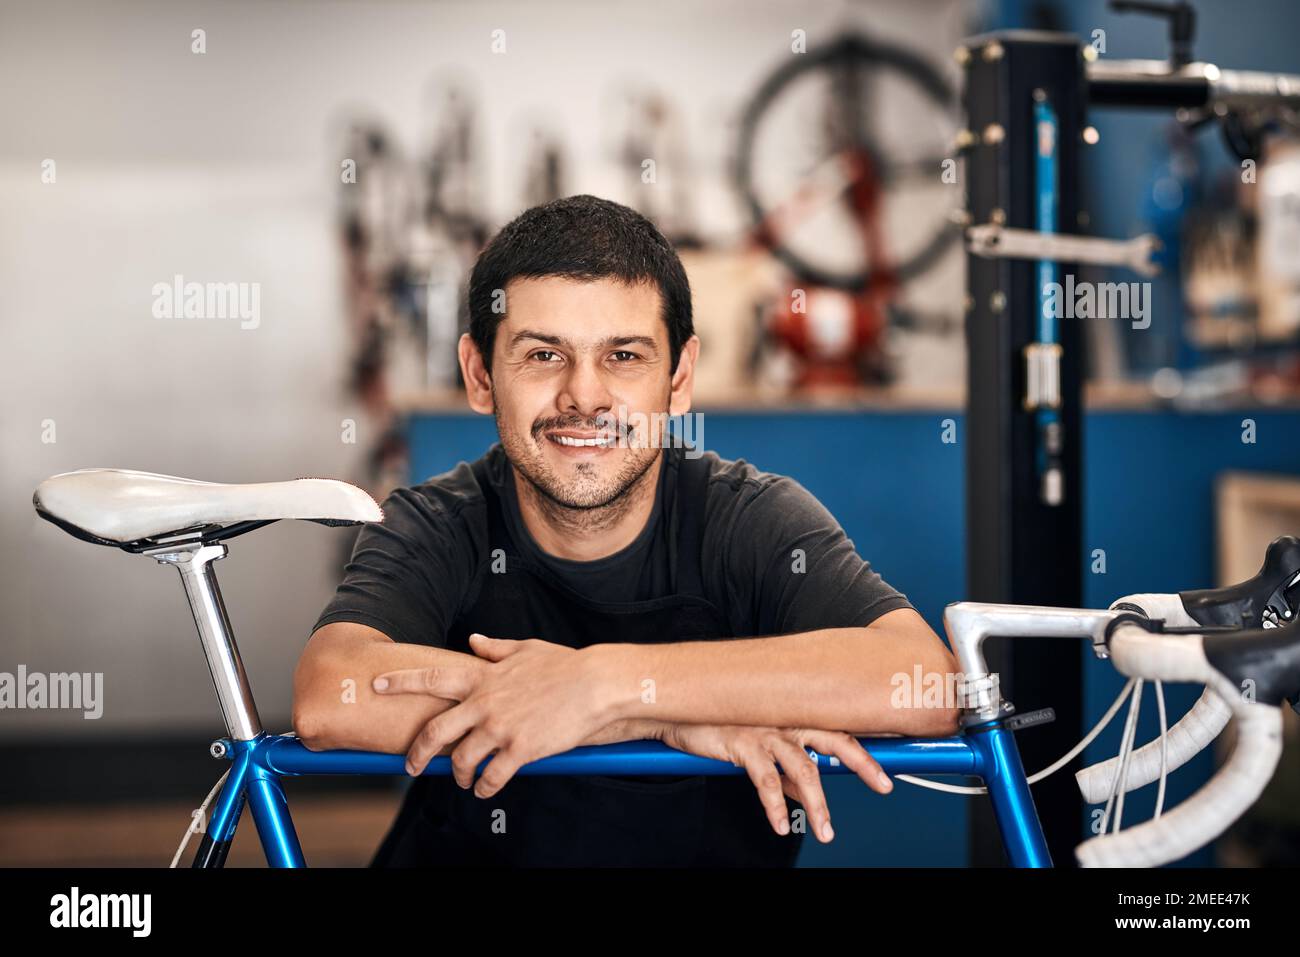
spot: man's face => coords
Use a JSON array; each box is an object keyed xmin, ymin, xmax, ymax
[{"xmin": 481, "ymin": 275, "xmax": 683, "ymax": 510}]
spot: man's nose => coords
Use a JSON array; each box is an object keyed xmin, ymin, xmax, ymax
[{"xmin": 556, "ymin": 358, "xmax": 613, "ymax": 418}]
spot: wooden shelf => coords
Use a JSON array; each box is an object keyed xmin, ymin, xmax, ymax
[
  {"xmin": 392, "ymin": 385, "xmax": 964, "ymax": 414},
  {"xmin": 393, "ymin": 382, "xmax": 1300, "ymax": 415}
]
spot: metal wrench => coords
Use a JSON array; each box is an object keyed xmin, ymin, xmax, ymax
[{"xmin": 967, "ymin": 223, "xmax": 1162, "ymax": 277}]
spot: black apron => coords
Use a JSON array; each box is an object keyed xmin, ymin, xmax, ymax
[{"xmin": 371, "ymin": 449, "xmax": 804, "ymax": 867}]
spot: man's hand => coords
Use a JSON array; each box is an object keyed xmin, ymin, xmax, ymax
[
  {"xmin": 661, "ymin": 724, "xmax": 893, "ymax": 843},
  {"xmin": 373, "ymin": 633, "xmax": 612, "ymax": 796}
]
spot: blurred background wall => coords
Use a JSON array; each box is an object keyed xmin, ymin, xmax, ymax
[{"xmin": 1, "ymin": 0, "xmax": 970, "ymax": 740}]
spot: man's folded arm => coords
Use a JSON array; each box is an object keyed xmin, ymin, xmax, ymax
[
  {"xmin": 291, "ymin": 621, "xmax": 670, "ymax": 754},
  {"xmin": 589, "ymin": 607, "xmax": 962, "ymax": 737}
]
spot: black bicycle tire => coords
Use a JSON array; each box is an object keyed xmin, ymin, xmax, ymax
[{"xmin": 734, "ymin": 33, "xmax": 960, "ymax": 292}]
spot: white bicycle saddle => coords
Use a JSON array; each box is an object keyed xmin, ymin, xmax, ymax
[{"xmin": 33, "ymin": 468, "xmax": 383, "ymax": 547}]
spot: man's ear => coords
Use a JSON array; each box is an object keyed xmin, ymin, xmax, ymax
[
  {"xmin": 668, "ymin": 334, "xmax": 701, "ymax": 417},
  {"xmin": 458, "ymin": 334, "xmax": 494, "ymax": 415}
]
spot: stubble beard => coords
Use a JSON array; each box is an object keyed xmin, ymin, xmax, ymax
[{"xmin": 494, "ymin": 396, "xmax": 663, "ymax": 534}]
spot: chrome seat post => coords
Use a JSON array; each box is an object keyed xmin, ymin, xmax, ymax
[{"xmin": 147, "ymin": 542, "xmax": 264, "ymax": 741}]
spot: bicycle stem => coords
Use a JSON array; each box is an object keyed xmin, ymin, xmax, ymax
[{"xmin": 943, "ymin": 602, "xmax": 1122, "ymax": 724}]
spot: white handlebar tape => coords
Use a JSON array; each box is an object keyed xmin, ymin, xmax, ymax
[
  {"xmin": 1075, "ymin": 593, "xmax": 1231, "ymax": 803},
  {"xmin": 1076, "ymin": 690, "xmax": 1231, "ymax": 803},
  {"xmin": 1105, "ymin": 593, "xmax": 1199, "ymax": 628},
  {"xmin": 1075, "ymin": 626, "xmax": 1282, "ymax": 868}
]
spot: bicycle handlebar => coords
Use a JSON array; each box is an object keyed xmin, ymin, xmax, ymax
[
  {"xmin": 1075, "ymin": 624, "xmax": 1284, "ymax": 867},
  {"xmin": 1076, "ymin": 537, "xmax": 1300, "ymax": 803},
  {"xmin": 1075, "ymin": 592, "xmax": 1231, "ymax": 803}
]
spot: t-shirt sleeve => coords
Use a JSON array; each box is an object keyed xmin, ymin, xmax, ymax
[
  {"xmin": 310, "ymin": 485, "xmax": 475, "ymax": 648},
  {"xmin": 723, "ymin": 475, "xmax": 914, "ymax": 636}
]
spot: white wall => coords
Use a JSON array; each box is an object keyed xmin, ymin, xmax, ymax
[{"xmin": 0, "ymin": 0, "xmax": 967, "ymax": 737}]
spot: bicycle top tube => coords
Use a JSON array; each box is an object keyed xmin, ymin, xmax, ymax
[{"xmin": 244, "ymin": 732, "xmax": 983, "ymax": 780}]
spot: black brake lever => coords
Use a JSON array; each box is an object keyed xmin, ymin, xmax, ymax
[{"xmin": 1179, "ymin": 536, "xmax": 1300, "ymax": 629}]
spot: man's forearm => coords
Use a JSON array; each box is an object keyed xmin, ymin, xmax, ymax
[
  {"xmin": 587, "ymin": 609, "xmax": 961, "ymax": 737},
  {"xmin": 294, "ymin": 623, "xmax": 676, "ymax": 754},
  {"xmin": 293, "ymin": 626, "xmax": 465, "ymax": 754},
  {"xmin": 581, "ymin": 717, "xmax": 672, "ymax": 746}
]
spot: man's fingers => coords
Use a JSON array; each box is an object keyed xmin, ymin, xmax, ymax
[
  {"xmin": 372, "ymin": 665, "xmax": 477, "ymax": 700},
  {"xmin": 733, "ymin": 742, "xmax": 793, "ymax": 837},
  {"xmin": 466, "ymin": 633, "xmax": 521, "ymax": 662},
  {"xmin": 448, "ymin": 727, "xmax": 498, "ymax": 790},
  {"xmin": 471, "ymin": 746, "xmax": 528, "ymax": 800},
  {"xmin": 405, "ymin": 702, "xmax": 481, "ymax": 776},
  {"xmin": 802, "ymin": 730, "xmax": 893, "ymax": 796},
  {"xmin": 768, "ymin": 737, "xmax": 834, "ymax": 842}
]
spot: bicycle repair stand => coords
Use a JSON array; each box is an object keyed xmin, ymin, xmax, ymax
[
  {"xmin": 956, "ymin": 1, "xmax": 1300, "ymax": 864},
  {"xmin": 960, "ymin": 25, "xmax": 1087, "ymax": 870}
]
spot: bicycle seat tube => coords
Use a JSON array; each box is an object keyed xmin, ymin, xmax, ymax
[{"xmin": 147, "ymin": 542, "xmax": 264, "ymax": 741}]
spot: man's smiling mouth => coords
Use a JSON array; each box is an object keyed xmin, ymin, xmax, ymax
[{"xmin": 547, "ymin": 432, "xmax": 619, "ymax": 448}]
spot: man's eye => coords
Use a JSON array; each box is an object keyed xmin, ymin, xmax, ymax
[
  {"xmin": 530, "ymin": 350, "xmax": 560, "ymax": 362},
  {"xmin": 611, "ymin": 351, "xmax": 638, "ymax": 362}
]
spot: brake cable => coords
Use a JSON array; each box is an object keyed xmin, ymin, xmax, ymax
[
  {"xmin": 1102, "ymin": 678, "xmax": 1144, "ymax": 833},
  {"xmin": 170, "ymin": 769, "xmax": 230, "ymax": 868}
]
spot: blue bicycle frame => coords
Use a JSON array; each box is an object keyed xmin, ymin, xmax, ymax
[
  {"xmin": 131, "ymin": 527, "xmax": 1056, "ymax": 869},
  {"xmin": 196, "ymin": 723, "xmax": 1050, "ymax": 868}
]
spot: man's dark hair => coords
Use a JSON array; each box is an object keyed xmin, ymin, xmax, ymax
[{"xmin": 467, "ymin": 194, "xmax": 693, "ymax": 373}]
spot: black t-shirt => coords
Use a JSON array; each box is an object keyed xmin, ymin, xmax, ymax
[{"xmin": 313, "ymin": 443, "xmax": 913, "ymax": 645}]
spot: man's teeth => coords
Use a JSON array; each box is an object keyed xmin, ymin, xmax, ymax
[{"xmin": 552, "ymin": 435, "xmax": 616, "ymax": 447}]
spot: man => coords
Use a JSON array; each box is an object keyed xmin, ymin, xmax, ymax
[{"xmin": 293, "ymin": 194, "xmax": 959, "ymax": 867}]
